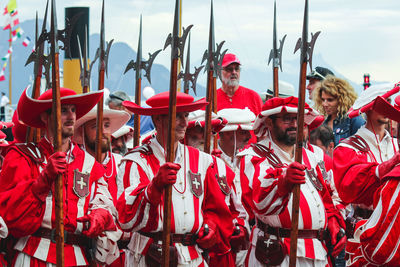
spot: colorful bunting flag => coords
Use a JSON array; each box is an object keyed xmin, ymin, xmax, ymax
[
  {"xmin": 22, "ymin": 36, "xmax": 30, "ymax": 47},
  {"xmin": 0, "ymin": 71, "xmax": 5, "ymax": 82},
  {"xmin": 3, "ymin": 0, "xmax": 17, "ymax": 15},
  {"xmin": 1, "ymin": 54, "xmax": 10, "ymax": 61},
  {"xmin": 3, "ymin": 16, "xmax": 19, "ymax": 30}
]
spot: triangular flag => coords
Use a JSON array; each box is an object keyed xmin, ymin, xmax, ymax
[
  {"xmin": 7, "ymin": 47, "xmax": 13, "ymax": 54},
  {"xmin": 10, "ymin": 10, "xmax": 18, "ymax": 17},
  {"xmin": 1, "ymin": 54, "xmax": 10, "ymax": 61},
  {"xmin": 12, "ymin": 18, "xmax": 19, "ymax": 27},
  {"xmin": 16, "ymin": 28, "xmax": 23, "ymax": 38},
  {"xmin": 11, "ymin": 27, "xmax": 19, "ymax": 36},
  {"xmin": 0, "ymin": 72, "xmax": 5, "ymax": 82},
  {"xmin": 22, "ymin": 36, "xmax": 31, "ymax": 47}
]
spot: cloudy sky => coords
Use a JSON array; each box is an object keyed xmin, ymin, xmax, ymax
[{"xmin": 8, "ymin": 0, "xmax": 400, "ymax": 87}]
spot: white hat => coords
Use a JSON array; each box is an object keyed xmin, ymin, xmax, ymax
[
  {"xmin": 187, "ymin": 110, "xmax": 227, "ymax": 133},
  {"xmin": 111, "ymin": 125, "xmax": 134, "ymax": 140},
  {"xmin": 265, "ymin": 80, "xmax": 295, "ymax": 97},
  {"xmin": 218, "ymin": 108, "xmax": 256, "ymax": 132},
  {"xmin": 349, "ymin": 82, "xmax": 399, "ymax": 118},
  {"xmin": 73, "ymin": 107, "xmax": 131, "ymax": 144}
]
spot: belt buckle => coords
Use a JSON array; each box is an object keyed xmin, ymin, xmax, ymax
[
  {"xmin": 50, "ymin": 229, "xmax": 67, "ymax": 243},
  {"xmin": 316, "ymin": 229, "xmax": 325, "ymax": 241},
  {"xmin": 182, "ymin": 232, "xmax": 196, "ymax": 246}
]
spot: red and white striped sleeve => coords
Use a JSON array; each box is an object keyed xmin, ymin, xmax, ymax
[{"xmin": 116, "ymin": 157, "xmax": 161, "ymax": 233}]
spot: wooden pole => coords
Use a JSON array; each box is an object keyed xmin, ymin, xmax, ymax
[
  {"xmin": 8, "ymin": 29, "xmax": 12, "ymax": 106},
  {"xmin": 289, "ymin": 1, "xmax": 308, "ymax": 265},
  {"xmin": 50, "ymin": 0, "xmax": 64, "ymax": 265}
]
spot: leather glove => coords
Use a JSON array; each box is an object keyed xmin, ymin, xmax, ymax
[
  {"xmin": 277, "ymin": 162, "xmax": 306, "ymax": 197},
  {"xmin": 211, "ymin": 149, "xmax": 222, "ymax": 158},
  {"xmin": 77, "ymin": 208, "xmax": 116, "ymax": 238},
  {"xmin": 147, "ymin": 162, "xmax": 181, "ymax": 205},
  {"xmin": 328, "ymin": 217, "xmax": 346, "ymax": 258},
  {"xmin": 230, "ymin": 225, "xmax": 248, "ymax": 253},
  {"xmin": 31, "ymin": 152, "xmax": 67, "ymax": 201},
  {"xmin": 197, "ymin": 224, "xmax": 217, "ymax": 250},
  {"xmin": 378, "ymin": 152, "xmax": 400, "ymax": 178}
]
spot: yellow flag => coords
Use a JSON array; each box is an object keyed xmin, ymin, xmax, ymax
[{"xmin": 7, "ymin": 0, "xmax": 17, "ymax": 14}]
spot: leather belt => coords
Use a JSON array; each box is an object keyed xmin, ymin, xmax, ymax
[
  {"xmin": 32, "ymin": 228, "xmax": 91, "ymax": 247},
  {"xmin": 139, "ymin": 231, "xmax": 197, "ymax": 246},
  {"xmin": 257, "ymin": 219, "xmax": 327, "ymax": 242}
]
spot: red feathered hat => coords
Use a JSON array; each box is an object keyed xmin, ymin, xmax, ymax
[
  {"xmin": 17, "ymin": 87, "xmax": 104, "ymax": 128},
  {"xmin": 253, "ymin": 96, "xmax": 319, "ymax": 137},
  {"xmin": 122, "ymin": 91, "xmax": 208, "ymax": 116}
]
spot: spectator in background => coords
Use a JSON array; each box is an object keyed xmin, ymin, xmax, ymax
[
  {"xmin": 314, "ymin": 76, "xmax": 365, "ymax": 146},
  {"xmin": 306, "ymin": 66, "xmax": 335, "ymax": 101},
  {"xmin": 310, "ymin": 124, "xmax": 335, "ymax": 158},
  {"xmin": 217, "ymin": 53, "xmax": 263, "ymax": 116},
  {"xmin": 0, "ymin": 92, "xmax": 9, "ymax": 121},
  {"xmin": 106, "ymin": 90, "xmax": 155, "ymax": 137}
]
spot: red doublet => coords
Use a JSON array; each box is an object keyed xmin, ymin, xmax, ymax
[
  {"xmin": 239, "ymin": 138, "xmax": 344, "ymax": 265},
  {"xmin": 216, "ymin": 86, "xmax": 263, "ymax": 116},
  {"xmin": 333, "ymin": 128, "xmax": 398, "ymax": 206},
  {"xmin": 0, "ymin": 138, "xmax": 118, "ymax": 266},
  {"xmin": 116, "ymin": 138, "xmax": 233, "ymax": 265}
]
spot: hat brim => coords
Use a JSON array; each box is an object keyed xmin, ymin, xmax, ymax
[
  {"xmin": 372, "ymin": 96, "xmax": 400, "ymax": 123},
  {"xmin": 73, "ymin": 109, "xmax": 131, "ymax": 144},
  {"xmin": 17, "ymin": 87, "xmax": 104, "ymax": 128},
  {"xmin": 123, "ymin": 98, "xmax": 208, "ymax": 116},
  {"xmin": 187, "ymin": 118, "xmax": 227, "ymax": 133},
  {"xmin": 253, "ymin": 106, "xmax": 318, "ymax": 137},
  {"xmin": 220, "ymin": 123, "xmax": 253, "ymax": 132}
]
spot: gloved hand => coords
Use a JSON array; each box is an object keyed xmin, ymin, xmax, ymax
[
  {"xmin": 378, "ymin": 152, "xmax": 400, "ymax": 178},
  {"xmin": 147, "ymin": 162, "xmax": 181, "ymax": 205},
  {"xmin": 277, "ymin": 162, "xmax": 306, "ymax": 196},
  {"xmin": 197, "ymin": 224, "xmax": 217, "ymax": 249},
  {"xmin": 211, "ymin": 149, "xmax": 222, "ymax": 158},
  {"xmin": 77, "ymin": 208, "xmax": 116, "ymax": 238},
  {"xmin": 230, "ymin": 225, "xmax": 248, "ymax": 253},
  {"xmin": 31, "ymin": 151, "xmax": 67, "ymax": 201},
  {"xmin": 328, "ymin": 217, "xmax": 346, "ymax": 258}
]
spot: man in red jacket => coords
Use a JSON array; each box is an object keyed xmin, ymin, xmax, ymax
[
  {"xmin": 0, "ymin": 88, "xmax": 120, "ymax": 266},
  {"xmin": 117, "ymin": 92, "xmax": 234, "ymax": 266},
  {"xmin": 217, "ymin": 53, "xmax": 263, "ymax": 116}
]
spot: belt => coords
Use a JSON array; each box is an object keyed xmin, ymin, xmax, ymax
[
  {"xmin": 257, "ymin": 219, "xmax": 327, "ymax": 242},
  {"xmin": 32, "ymin": 228, "xmax": 91, "ymax": 247},
  {"xmin": 139, "ymin": 231, "xmax": 197, "ymax": 246},
  {"xmin": 354, "ymin": 207, "xmax": 373, "ymax": 219}
]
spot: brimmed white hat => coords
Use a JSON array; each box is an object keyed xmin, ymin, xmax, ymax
[
  {"xmin": 217, "ymin": 108, "xmax": 255, "ymax": 132},
  {"xmin": 265, "ymin": 80, "xmax": 295, "ymax": 97},
  {"xmin": 73, "ymin": 107, "xmax": 131, "ymax": 144},
  {"xmin": 348, "ymin": 82, "xmax": 400, "ymax": 118}
]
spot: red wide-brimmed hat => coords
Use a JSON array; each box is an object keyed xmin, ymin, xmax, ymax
[
  {"xmin": 253, "ymin": 96, "xmax": 319, "ymax": 137},
  {"xmin": 187, "ymin": 110, "xmax": 227, "ymax": 133},
  {"xmin": 348, "ymin": 82, "xmax": 400, "ymax": 118},
  {"xmin": 308, "ymin": 114, "xmax": 325, "ymax": 131},
  {"xmin": 122, "ymin": 91, "xmax": 208, "ymax": 116},
  {"xmin": 17, "ymin": 87, "xmax": 104, "ymax": 128}
]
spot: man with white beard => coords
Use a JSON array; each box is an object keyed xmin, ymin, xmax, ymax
[{"xmin": 216, "ymin": 53, "xmax": 263, "ymax": 116}]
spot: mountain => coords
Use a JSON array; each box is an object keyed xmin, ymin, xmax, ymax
[{"xmin": 0, "ymin": 19, "xmax": 388, "ymax": 106}]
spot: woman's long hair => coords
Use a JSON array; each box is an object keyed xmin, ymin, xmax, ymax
[{"xmin": 314, "ymin": 75, "xmax": 358, "ymax": 117}]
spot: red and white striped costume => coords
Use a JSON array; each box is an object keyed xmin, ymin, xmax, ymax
[
  {"xmin": 212, "ymin": 156, "xmax": 249, "ymax": 266},
  {"xmin": 116, "ymin": 137, "xmax": 233, "ymax": 266},
  {"xmin": 333, "ymin": 127, "xmax": 399, "ymax": 266},
  {"xmin": 346, "ymin": 174, "xmax": 400, "ymax": 266},
  {"xmin": 333, "ymin": 126, "xmax": 398, "ymax": 207},
  {"xmin": 0, "ymin": 138, "xmax": 120, "ymax": 266},
  {"xmin": 0, "ymin": 217, "xmax": 7, "ymax": 266},
  {"xmin": 239, "ymin": 138, "xmax": 343, "ymax": 266}
]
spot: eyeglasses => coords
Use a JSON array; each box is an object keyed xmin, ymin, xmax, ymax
[
  {"xmin": 273, "ymin": 115, "xmax": 298, "ymax": 124},
  {"xmin": 223, "ymin": 66, "xmax": 241, "ymax": 73}
]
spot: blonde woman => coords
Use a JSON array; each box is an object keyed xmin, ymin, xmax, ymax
[{"xmin": 314, "ymin": 75, "xmax": 365, "ymax": 146}]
